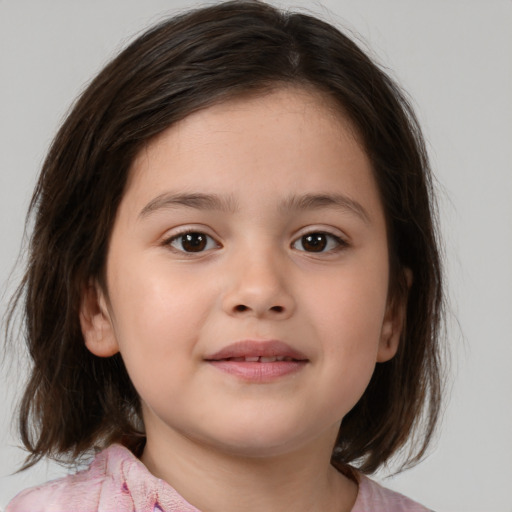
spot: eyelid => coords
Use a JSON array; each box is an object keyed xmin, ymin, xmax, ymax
[
  {"xmin": 162, "ymin": 226, "xmax": 222, "ymax": 253},
  {"xmin": 292, "ymin": 225, "xmax": 349, "ymax": 242},
  {"xmin": 159, "ymin": 225, "xmax": 349, "ymax": 255},
  {"xmin": 291, "ymin": 227, "xmax": 349, "ymax": 253}
]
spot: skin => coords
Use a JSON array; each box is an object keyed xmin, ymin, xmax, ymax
[{"xmin": 81, "ymin": 87, "xmax": 406, "ymax": 512}]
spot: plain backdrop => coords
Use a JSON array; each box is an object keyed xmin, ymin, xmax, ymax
[{"xmin": 1, "ymin": 1, "xmax": 511, "ymax": 511}]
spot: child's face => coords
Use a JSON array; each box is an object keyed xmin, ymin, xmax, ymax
[{"xmin": 82, "ymin": 87, "xmax": 403, "ymax": 459}]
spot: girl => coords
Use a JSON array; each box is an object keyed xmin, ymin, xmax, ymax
[{"xmin": 5, "ymin": 1, "xmax": 444, "ymax": 510}]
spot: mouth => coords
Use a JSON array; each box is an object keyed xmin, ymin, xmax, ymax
[
  {"xmin": 214, "ymin": 355, "xmax": 300, "ymax": 363},
  {"xmin": 205, "ymin": 340, "xmax": 308, "ymax": 382}
]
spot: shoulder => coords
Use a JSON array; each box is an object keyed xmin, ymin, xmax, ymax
[
  {"xmin": 6, "ymin": 445, "xmax": 137, "ymax": 512},
  {"xmin": 351, "ymin": 473, "xmax": 433, "ymax": 512}
]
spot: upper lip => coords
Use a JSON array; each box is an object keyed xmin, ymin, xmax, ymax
[{"xmin": 205, "ymin": 340, "xmax": 308, "ymax": 361}]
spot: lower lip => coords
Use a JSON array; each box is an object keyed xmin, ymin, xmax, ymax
[{"xmin": 207, "ymin": 360, "xmax": 307, "ymax": 382}]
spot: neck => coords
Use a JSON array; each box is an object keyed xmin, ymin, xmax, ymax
[{"xmin": 140, "ymin": 424, "xmax": 358, "ymax": 512}]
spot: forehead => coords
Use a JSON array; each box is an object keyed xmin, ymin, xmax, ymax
[
  {"xmin": 122, "ymin": 86, "xmax": 381, "ymax": 221},
  {"xmin": 132, "ymin": 86, "xmax": 360, "ymax": 161}
]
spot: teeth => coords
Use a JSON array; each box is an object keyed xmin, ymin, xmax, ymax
[{"xmin": 226, "ymin": 356, "xmax": 295, "ymax": 362}]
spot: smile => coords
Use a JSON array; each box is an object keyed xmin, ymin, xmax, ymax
[
  {"xmin": 205, "ymin": 340, "xmax": 308, "ymax": 382},
  {"xmin": 220, "ymin": 356, "xmax": 298, "ymax": 362}
]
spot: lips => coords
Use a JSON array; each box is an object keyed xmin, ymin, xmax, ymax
[
  {"xmin": 219, "ymin": 355, "xmax": 298, "ymax": 362},
  {"xmin": 205, "ymin": 340, "xmax": 308, "ymax": 362},
  {"xmin": 205, "ymin": 340, "xmax": 308, "ymax": 382}
]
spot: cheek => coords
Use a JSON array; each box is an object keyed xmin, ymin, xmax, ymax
[
  {"xmin": 307, "ymin": 262, "xmax": 388, "ymax": 342},
  {"xmin": 110, "ymin": 252, "xmax": 209, "ymax": 326},
  {"xmin": 304, "ymin": 264, "xmax": 388, "ymax": 398},
  {"xmin": 106, "ymin": 258, "xmax": 211, "ymax": 379}
]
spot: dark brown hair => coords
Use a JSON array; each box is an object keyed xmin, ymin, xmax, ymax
[{"xmin": 7, "ymin": 0, "xmax": 444, "ymax": 473}]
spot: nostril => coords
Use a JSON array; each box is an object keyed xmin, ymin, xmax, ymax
[
  {"xmin": 270, "ymin": 305, "xmax": 284, "ymax": 313},
  {"xmin": 234, "ymin": 304, "xmax": 249, "ymax": 312}
]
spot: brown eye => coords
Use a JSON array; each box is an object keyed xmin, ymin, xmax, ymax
[
  {"xmin": 292, "ymin": 232, "xmax": 344, "ymax": 253},
  {"xmin": 302, "ymin": 234, "xmax": 327, "ymax": 252},
  {"xmin": 169, "ymin": 232, "xmax": 217, "ymax": 253}
]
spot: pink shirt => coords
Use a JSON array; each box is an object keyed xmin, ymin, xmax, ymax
[{"xmin": 7, "ymin": 444, "xmax": 431, "ymax": 511}]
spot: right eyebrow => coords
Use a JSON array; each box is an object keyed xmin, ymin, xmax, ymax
[{"xmin": 138, "ymin": 192, "xmax": 238, "ymax": 218}]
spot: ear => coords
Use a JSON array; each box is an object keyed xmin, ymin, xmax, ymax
[
  {"xmin": 79, "ymin": 280, "xmax": 119, "ymax": 357},
  {"xmin": 377, "ymin": 268, "xmax": 413, "ymax": 363}
]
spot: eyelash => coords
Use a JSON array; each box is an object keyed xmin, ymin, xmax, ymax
[
  {"xmin": 164, "ymin": 230, "xmax": 220, "ymax": 254},
  {"xmin": 291, "ymin": 232, "xmax": 347, "ymax": 253},
  {"xmin": 163, "ymin": 229, "xmax": 348, "ymax": 254}
]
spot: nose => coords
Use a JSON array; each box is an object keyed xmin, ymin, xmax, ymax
[{"xmin": 221, "ymin": 250, "xmax": 296, "ymax": 320}]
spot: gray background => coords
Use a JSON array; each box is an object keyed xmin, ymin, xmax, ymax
[{"xmin": 1, "ymin": 1, "xmax": 511, "ymax": 511}]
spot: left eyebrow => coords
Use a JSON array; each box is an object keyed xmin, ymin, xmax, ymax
[
  {"xmin": 280, "ymin": 193, "xmax": 370, "ymax": 224},
  {"xmin": 139, "ymin": 192, "xmax": 238, "ymax": 218}
]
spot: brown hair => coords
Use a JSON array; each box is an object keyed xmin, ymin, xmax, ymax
[{"xmin": 7, "ymin": 0, "xmax": 444, "ymax": 473}]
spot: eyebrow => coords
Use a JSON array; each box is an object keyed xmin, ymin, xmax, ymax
[
  {"xmin": 139, "ymin": 192, "xmax": 238, "ymax": 218},
  {"xmin": 281, "ymin": 193, "xmax": 370, "ymax": 223},
  {"xmin": 139, "ymin": 191, "xmax": 370, "ymax": 223}
]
